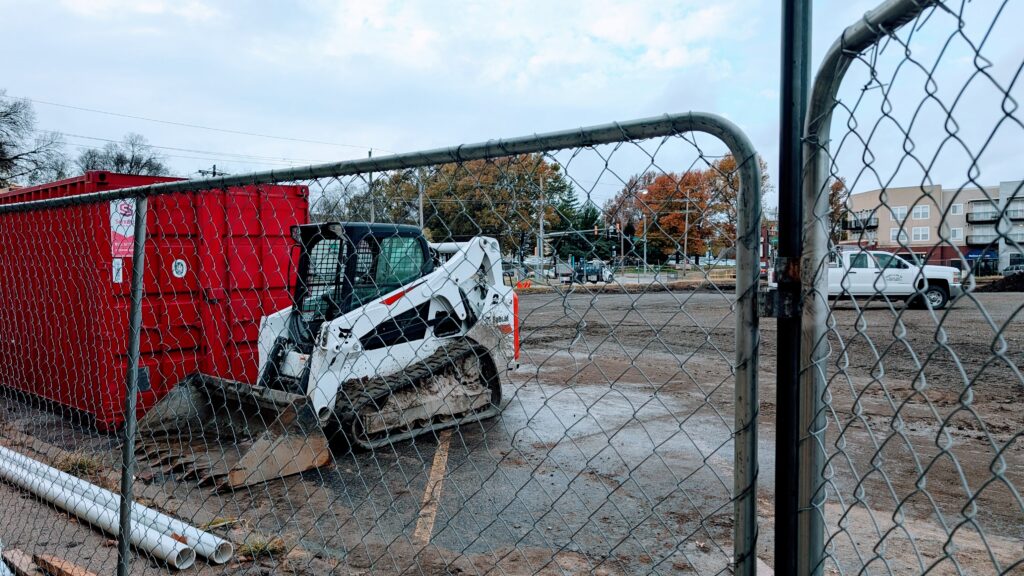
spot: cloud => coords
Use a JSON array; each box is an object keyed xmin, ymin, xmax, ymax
[
  {"xmin": 59, "ymin": 0, "xmax": 219, "ymax": 22},
  {"xmin": 259, "ymin": 0, "xmax": 741, "ymax": 91}
]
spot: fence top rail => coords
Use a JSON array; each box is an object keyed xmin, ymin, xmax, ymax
[{"xmin": 0, "ymin": 112, "xmax": 754, "ymax": 214}]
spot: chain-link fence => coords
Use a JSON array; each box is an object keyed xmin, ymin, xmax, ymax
[
  {"xmin": 0, "ymin": 114, "xmax": 762, "ymax": 575},
  {"xmin": 796, "ymin": 0, "xmax": 1024, "ymax": 574},
  {"xmin": 3, "ymin": 2, "xmax": 1018, "ymax": 574}
]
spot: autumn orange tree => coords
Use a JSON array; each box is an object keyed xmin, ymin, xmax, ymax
[
  {"xmin": 604, "ymin": 154, "xmax": 772, "ymax": 264},
  {"xmin": 640, "ymin": 170, "xmax": 718, "ymax": 262}
]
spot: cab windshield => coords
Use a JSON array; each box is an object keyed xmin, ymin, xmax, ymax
[
  {"xmin": 874, "ymin": 253, "xmax": 909, "ymax": 269},
  {"xmin": 297, "ymin": 232, "xmax": 429, "ymax": 326}
]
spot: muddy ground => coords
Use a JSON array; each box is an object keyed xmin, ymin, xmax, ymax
[{"xmin": 0, "ymin": 289, "xmax": 1021, "ymax": 575}]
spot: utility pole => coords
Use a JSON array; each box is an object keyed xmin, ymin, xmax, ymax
[
  {"xmin": 618, "ymin": 221, "xmax": 624, "ymax": 268},
  {"xmin": 535, "ymin": 176, "xmax": 545, "ymax": 281},
  {"xmin": 197, "ymin": 165, "xmax": 227, "ymax": 178}
]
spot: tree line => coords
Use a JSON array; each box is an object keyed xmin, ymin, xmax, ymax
[{"xmin": 311, "ymin": 152, "xmax": 774, "ymax": 265}]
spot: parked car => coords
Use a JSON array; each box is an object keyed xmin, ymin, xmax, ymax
[
  {"xmin": 1002, "ymin": 264, "xmax": 1024, "ymax": 277},
  {"xmin": 574, "ymin": 260, "xmax": 615, "ymax": 284}
]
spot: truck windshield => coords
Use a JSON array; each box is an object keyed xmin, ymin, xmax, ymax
[{"xmin": 874, "ymin": 253, "xmax": 909, "ymax": 269}]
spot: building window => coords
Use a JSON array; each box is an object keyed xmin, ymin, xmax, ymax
[
  {"xmin": 950, "ymin": 227, "xmax": 963, "ymax": 241},
  {"xmin": 890, "ymin": 228, "xmax": 908, "ymax": 243},
  {"xmin": 912, "ymin": 227, "xmax": 930, "ymax": 241},
  {"xmin": 912, "ymin": 205, "xmax": 930, "ymax": 220},
  {"xmin": 950, "ymin": 203, "xmax": 963, "ymax": 216},
  {"xmin": 891, "ymin": 206, "xmax": 908, "ymax": 222}
]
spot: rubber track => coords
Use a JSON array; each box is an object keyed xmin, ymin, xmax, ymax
[{"xmin": 332, "ymin": 338, "xmax": 482, "ymax": 443}]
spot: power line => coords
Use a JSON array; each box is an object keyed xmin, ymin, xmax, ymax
[
  {"xmin": 2, "ymin": 93, "xmax": 387, "ymax": 152},
  {"xmin": 57, "ymin": 140, "xmax": 302, "ymax": 168},
  {"xmin": 46, "ymin": 130, "xmax": 329, "ymax": 165}
]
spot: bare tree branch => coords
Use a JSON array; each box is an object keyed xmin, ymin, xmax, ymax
[
  {"xmin": 0, "ymin": 90, "xmax": 70, "ymax": 187},
  {"xmin": 75, "ymin": 132, "xmax": 168, "ymax": 176}
]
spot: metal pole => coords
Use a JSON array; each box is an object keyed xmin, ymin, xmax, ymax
[
  {"xmin": 535, "ymin": 177, "xmax": 545, "ymax": 281},
  {"xmin": 683, "ymin": 197, "xmax": 690, "ymax": 276},
  {"xmin": 776, "ymin": 1, "xmax": 811, "ymax": 575},
  {"xmin": 619, "ymin": 221, "xmax": 624, "ymax": 269},
  {"xmin": 730, "ymin": 137, "xmax": 762, "ymax": 576},
  {"xmin": 642, "ymin": 215, "xmax": 647, "ymax": 276},
  {"xmin": 117, "ymin": 196, "xmax": 148, "ymax": 576}
]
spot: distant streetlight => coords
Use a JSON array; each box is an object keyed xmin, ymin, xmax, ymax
[
  {"xmin": 641, "ymin": 213, "xmax": 648, "ymax": 275},
  {"xmin": 640, "ymin": 190, "xmax": 648, "ymax": 275}
]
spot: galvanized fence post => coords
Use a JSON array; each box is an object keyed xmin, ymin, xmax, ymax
[
  {"xmin": 775, "ymin": 1, "xmax": 812, "ymax": 575},
  {"xmin": 723, "ymin": 120, "xmax": 763, "ymax": 576},
  {"xmin": 117, "ymin": 195, "xmax": 148, "ymax": 576},
  {"xmin": 799, "ymin": 1, "xmax": 940, "ymax": 574}
]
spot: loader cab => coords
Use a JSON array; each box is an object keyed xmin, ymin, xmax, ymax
[{"xmin": 291, "ymin": 222, "xmax": 433, "ymax": 341}]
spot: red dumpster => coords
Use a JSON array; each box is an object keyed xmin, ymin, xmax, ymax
[{"xmin": 0, "ymin": 171, "xmax": 308, "ymax": 430}]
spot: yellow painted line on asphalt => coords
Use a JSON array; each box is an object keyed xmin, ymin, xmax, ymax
[{"xmin": 412, "ymin": 429, "xmax": 452, "ymax": 545}]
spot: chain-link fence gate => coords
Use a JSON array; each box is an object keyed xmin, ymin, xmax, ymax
[
  {"xmin": 789, "ymin": 0, "xmax": 1024, "ymax": 574},
  {"xmin": 0, "ymin": 113, "xmax": 763, "ymax": 575}
]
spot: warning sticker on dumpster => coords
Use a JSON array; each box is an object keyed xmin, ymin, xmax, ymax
[{"xmin": 110, "ymin": 199, "xmax": 135, "ymax": 257}]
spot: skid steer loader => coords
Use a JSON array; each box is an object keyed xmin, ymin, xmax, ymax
[{"xmin": 136, "ymin": 223, "xmax": 518, "ymax": 489}]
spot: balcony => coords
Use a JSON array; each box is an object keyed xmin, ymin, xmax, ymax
[
  {"xmin": 1008, "ymin": 208, "xmax": 1024, "ymax": 221},
  {"xmin": 966, "ymin": 211, "xmax": 1000, "ymax": 223},
  {"xmin": 966, "ymin": 234, "xmax": 999, "ymax": 246},
  {"xmin": 843, "ymin": 216, "xmax": 878, "ymax": 230}
]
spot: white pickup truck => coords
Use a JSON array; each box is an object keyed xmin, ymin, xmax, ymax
[{"xmin": 769, "ymin": 250, "xmax": 963, "ymax": 309}]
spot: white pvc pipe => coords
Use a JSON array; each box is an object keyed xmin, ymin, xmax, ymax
[
  {"xmin": 0, "ymin": 455, "xmax": 195, "ymax": 570},
  {"xmin": 0, "ymin": 447, "xmax": 232, "ymax": 564},
  {"xmin": 0, "ymin": 538, "xmax": 15, "ymax": 576}
]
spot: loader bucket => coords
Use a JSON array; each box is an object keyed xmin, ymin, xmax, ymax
[{"xmin": 135, "ymin": 374, "xmax": 331, "ymax": 490}]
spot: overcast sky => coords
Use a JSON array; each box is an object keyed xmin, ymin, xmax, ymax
[{"xmin": 2, "ymin": 1, "xmax": 1020, "ymax": 207}]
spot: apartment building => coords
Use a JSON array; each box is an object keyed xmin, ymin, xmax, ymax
[{"xmin": 844, "ymin": 180, "xmax": 1023, "ymax": 275}]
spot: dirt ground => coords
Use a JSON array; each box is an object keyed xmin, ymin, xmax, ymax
[{"xmin": 0, "ymin": 289, "xmax": 1021, "ymax": 575}]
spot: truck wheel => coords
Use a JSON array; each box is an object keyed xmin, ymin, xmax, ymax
[{"xmin": 923, "ymin": 285, "xmax": 949, "ymax": 309}]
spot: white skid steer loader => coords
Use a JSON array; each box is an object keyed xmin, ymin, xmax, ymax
[{"xmin": 136, "ymin": 223, "xmax": 518, "ymax": 489}]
